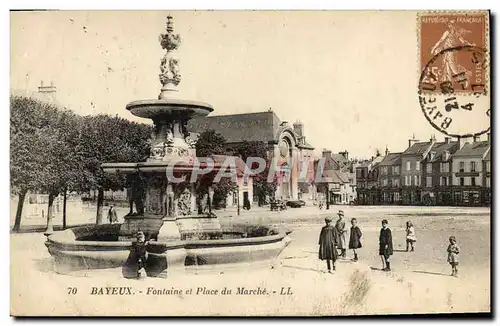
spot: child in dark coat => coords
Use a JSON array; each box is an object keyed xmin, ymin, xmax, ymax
[
  {"xmin": 318, "ymin": 216, "xmax": 339, "ymax": 273},
  {"xmin": 348, "ymin": 218, "xmax": 362, "ymax": 262},
  {"xmin": 447, "ymin": 236, "xmax": 460, "ymax": 277},
  {"xmin": 122, "ymin": 231, "xmax": 149, "ymax": 279},
  {"xmin": 379, "ymin": 219, "xmax": 393, "ymax": 271}
]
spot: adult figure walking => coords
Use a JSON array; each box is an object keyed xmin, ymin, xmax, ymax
[
  {"xmin": 318, "ymin": 216, "xmax": 339, "ymax": 273},
  {"xmin": 335, "ymin": 210, "xmax": 348, "ymax": 258},
  {"xmin": 107, "ymin": 204, "xmax": 118, "ymax": 224}
]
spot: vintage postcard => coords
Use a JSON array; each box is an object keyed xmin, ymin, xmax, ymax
[{"xmin": 10, "ymin": 10, "xmax": 491, "ymax": 316}]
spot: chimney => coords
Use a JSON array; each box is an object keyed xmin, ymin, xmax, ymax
[
  {"xmin": 322, "ymin": 149, "xmax": 332, "ymax": 157},
  {"xmin": 293, "ymin": 121, "xmax": 304, "ymax": 138},
  {"xmin": 408, "ymin": 135, "xmax": 419, "ymax": 149},
  {"xmin": 385, "ymin": 147, "xmax": 389, "ymax": 156},
  {"xmin": 37, "ymin": 80, "xmax": 57, "ymax": 102},
  {"xmin": 473, "ymin": 135, "xmax": 480, "ymax": 143},
  {"xmin": 430, "ymin": 134, "xmax": 436, "ymax": 143},
  {"xmin": 457, "ymin": 136, "xmax": 468, "ymax": 149},
  {"xmin": 445, "ymin": 137, "xmax": 451, "ymax": 144},
  {"xmin": 339, "ymin": 150, "xmax": 349, "ymax": 161}
]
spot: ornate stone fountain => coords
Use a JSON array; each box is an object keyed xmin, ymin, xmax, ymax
[
  {"xmin": 45, "ymin": 16, "xmax": 292, "ymax": 277},
  {"xmin": 102, "ymin": 16, "xmax": 223, "ymax": 244}
]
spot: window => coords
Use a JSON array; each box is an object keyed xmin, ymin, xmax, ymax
[
  {"xmin": 414, "ymin": 175, "xmax": 417, "ymax": 186},
  {"xmin": 394, "ymin": 192, "xmax": 401, "ymax": 202},
  {"xmin": 471, "ymin": 177, "xmax": 476, "ymax": 186},
  {"xmin": 418, "ymin": 175, "xmax": 421, "ymax": 186},
  {"xmin": 486, "ymin": 161, "xmax": 491, "ymax": 172},
  {"xmin": 426, "ymin": 163, "xmax": 432, "ymax": 173},
  {"xmin": 459, "ymin": 161, "xmax": 465, "ymax": 172},
  {"xmin": 395, "ymin": 166, "xmax": 400, "ymax": 175},
  {"xmin": 383, "ymin": 179, "xmax": 388, "ymax": 186},
  {"xmin": 406, "ymin": 161, "xmax": 411, "ymax": 171},
  {"xmin": 486, "ymin": 177, "xmax": 491, "ymax": 187},
  {"xmin": 405, "ymin": 175, "xmax": 410, "ymax": 186},
  {"xmin": 394, "ymin": 178, "xmax": 400, "ymax": 187},
  {"xmin": 416, "ymin": 162, "xmax": 420, "ymax": 171},
  {"xmin": 440, "ymin": 162, "xmax": 450, "ymax": 173},
  {"xmin": 426, "ymin": 177, "xmax": 432, "ymax": 187},
  {"xmin": 441, "ymin": 176, "xmax": 447, "ymax": 186},
  {"xmin": 460, "ymin": 177, "xmax": 465, "ymax": 186},
  {"xmin": 471, "ymin": 161, "xmax": 476, "ymax": 172}
]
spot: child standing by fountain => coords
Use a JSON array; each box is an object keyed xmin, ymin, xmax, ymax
[
  {"xmin": 122, "ymin": 231, "xmax": 149, "ymax": 279},
  {"xmin": 447, "ymin": 236, "xmax": 460, "ymax": 277},
  {"xmin": 318, "ymin": 217, "xmax": 339, "ymax": 273},
  {"xmin": 135, "ymin": 231, "xmax": 149, "ymax": 278},
  {"xmin": 348, "ymin": 218, "xmax": 362, "ymax": 262}
]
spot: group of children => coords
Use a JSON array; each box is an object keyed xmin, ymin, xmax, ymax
[{"xmin": 318, "ymin": 211, "xmax": 460, "ymax": 277}]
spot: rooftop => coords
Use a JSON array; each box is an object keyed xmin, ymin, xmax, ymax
[
  {"xmin": 321, "ymin": 169, "xmax": 351, "ymax": 184},
  {"xmin": 453, "ymin": 141, "xmax": 490, "ymax": 158},
  {"xmin": 426, "ymin": 141, "xmax": 459, "ymax": 162},
  {"xmin": 402, "ymin": 141, "xmax": 434, "ymax": 156},
  {"xmin": 188, "ymin": 111, "xmax": 281, "ymax": 144},
  {"xmin": 378, "ymin": 152, "xmax": 403, "ymax": 166}
]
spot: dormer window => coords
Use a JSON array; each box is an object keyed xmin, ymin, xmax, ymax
[
  {"xmin": 429, "ymin": 151, "xmax": 436, "ymax": 160},
  {"xmin": 443, "ymin": 150, "xmax": 450, "ymax": 161}
]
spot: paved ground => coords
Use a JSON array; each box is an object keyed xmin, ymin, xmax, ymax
[{"xmin": 10, "ymin": 205, "xmax": 491, "ymax": 316}]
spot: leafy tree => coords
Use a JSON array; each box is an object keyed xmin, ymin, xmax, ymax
[
  {"xmin": 234, "ymin": 140, "xmax": 276, "ymax": 206},
  {"xmin": 10, "ymin": 95, "xmax": 63, "ymax": 232},
  {"xmin": 78, "ymin": 114, "xmax": 151, "ymax": 224},
  {"xmin": 195, "ymin": 130, "xmax": 236, "ymax": 208},
  {"xmin": 195, "ymin": 129, "xmax": 227, "ymax": 157}
]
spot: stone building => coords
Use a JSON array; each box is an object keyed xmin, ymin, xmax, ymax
[
  {"xmin": 400, "ymin": 137, "xmax": 435, "ymax": 205},
  {"xmin": 377, "ymin": 152, "xmax": 402, "ymax": 204},
  {"xmin": 315, "ymin": 150, "xmax": 357, "ymax": 205},
  {"xmin": 355, "ymin": 155, "xmax": 384, "ymax": 205},
  {"xmin": 188, "ymin": 110, "xmax": 315, "ymax": 202},
  {"xmin": 420, "ymin": 137, "xmax": 459, "ymax": 206},
  {"xmin": 451, "ymin": 136, "xmax": 491, "ymax": 206}
]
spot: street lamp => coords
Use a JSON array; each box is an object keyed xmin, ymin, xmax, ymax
[
  {"xmin": 325, "ymin": 187, "xmax": 330, "ymax": 210},
  {"xmin": 237, "ymin": 184, "xmax": 240, "ymax": 216}
]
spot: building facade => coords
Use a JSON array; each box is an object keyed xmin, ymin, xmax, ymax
[
  {"xmin": 378, "ymin": 152, "xmax": 402, "ymax": 205},
  {"xmin": 315, "ymin": 150, "xmax": 357, "ymax": 205},
  {"xmin": 356, "ymin": 155, "xmax": 383, "ymax": 205},
  {"xmin": 188, "ymin": 111, "xmax": 315, "ymax": 202},
  {"xmin": 451, "ymin": 139, "xmax": 490, "ymax": 206},
  {"xmin": 400, "ymin": 138, "xmax": 435, "ymax": 205},
  {"xmin": 420, "ymin": 138, "xmax": 459, "ymax": 206},
  {"xmin": 354, "ymin": 134, "xmax": 491, "ymax": 207}
]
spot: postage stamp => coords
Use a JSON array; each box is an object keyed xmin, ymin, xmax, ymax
[{"xmin": 417, "ymin": 11, "xmax": 490, "ymax": 138}]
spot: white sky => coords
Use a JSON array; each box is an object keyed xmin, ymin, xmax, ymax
[{"xmin": 10, "ymin": 10, "xmax": 481, "ymax": 158}]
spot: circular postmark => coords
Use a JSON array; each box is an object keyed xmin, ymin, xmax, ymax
[{"xmin": 418, "ymin": 45, "xmax": 490, "ymax": 138}]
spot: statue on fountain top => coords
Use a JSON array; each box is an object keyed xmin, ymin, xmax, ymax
[{"xmin": 158, "ymin": 15, "xmax": 182, "ymax": 98}]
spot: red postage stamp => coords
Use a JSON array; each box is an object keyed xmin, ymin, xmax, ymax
[
  {"xmin": 417, "ymin": 11, "xmax": 490, "ymax": 138},
  {"xmin": 418, "ymin": 12, "xmax": 489, "ymax": 95}
]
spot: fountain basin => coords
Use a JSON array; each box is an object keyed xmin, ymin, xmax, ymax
[
  {"xmin": 45, "ymin": 223, "xmax": 292, "ymax": 276},
  {"xmin": 126, "ymin": 99, "xmax": 213, "ymax": 119}
]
